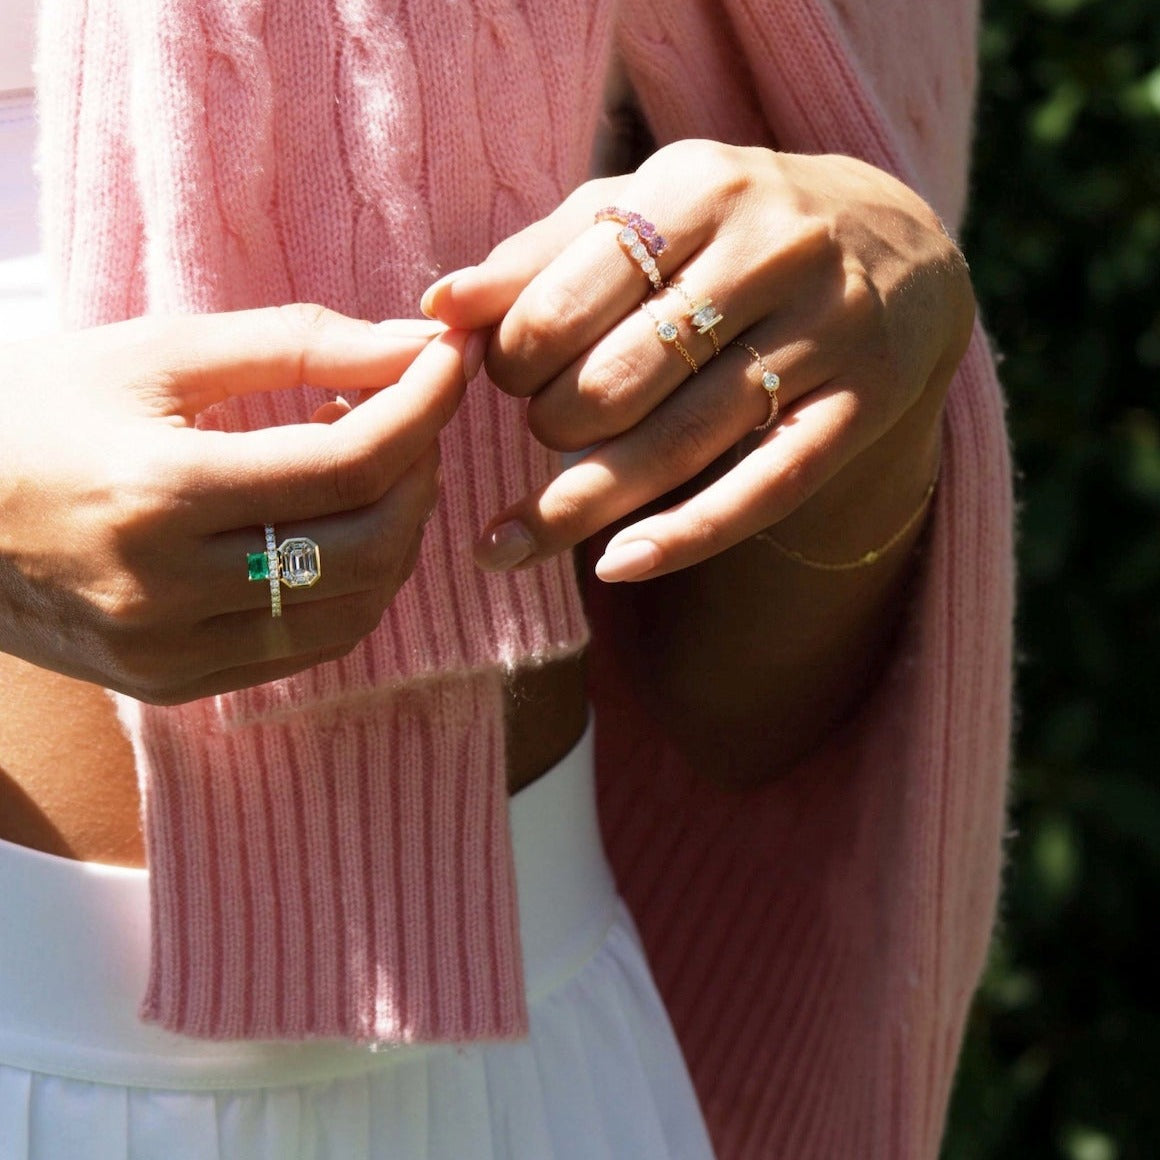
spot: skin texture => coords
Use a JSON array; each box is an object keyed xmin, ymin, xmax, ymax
[
  {"xmin": 0, "ymin": 307, "xmax": 583, "ymax": 866},
  {"xmin": 425, "ymin": 141, "xmax": 974, "ymax": 783},
  {"xmin": 0, "ymin": 307, "xmax": 467, "ymax": 701},
  {"xmin": 0, "ymin": 141, "xmax": 973, "ymax": 861}
]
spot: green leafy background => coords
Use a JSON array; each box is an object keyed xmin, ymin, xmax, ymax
[{"xmin": 943, "ymin": 1, "xmax": 1160, "ymax": 1156}]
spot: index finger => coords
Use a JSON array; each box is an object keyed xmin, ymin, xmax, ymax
[
  {"xmin": 107, "ymin": 305, "xmax": 448, "ymax": 420},
  {"xmin": 185, "ymin": 328, "xmax": 471, "ymax": 528}
]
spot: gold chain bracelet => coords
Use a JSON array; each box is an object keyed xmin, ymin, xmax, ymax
[{"xmin": 756, "ymin": 476, "xmax": 938, "ymax": 571}]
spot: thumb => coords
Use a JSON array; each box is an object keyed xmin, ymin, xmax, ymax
[{"xmin": 196, "ymin": 327, "xmax": 473, "ymax": 528}]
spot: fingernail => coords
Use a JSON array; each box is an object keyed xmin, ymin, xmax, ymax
[
  {"xmin": 595, "ymin": 539, "xmax": 660, "ymax": 583},
  {"xmin": 374, "ymin": 318, "xmax": 447, "ymax": 337},
  {"xmin": 474, "ymin": 521, "xmax": 535, "ymax": 571},
  {"xmin": 420, "ymin": 266, "xmax": 476, "ymax": 318},
  {"xmin": 463, "ymin": 329, "xmax": 488, "ymax": 381}
]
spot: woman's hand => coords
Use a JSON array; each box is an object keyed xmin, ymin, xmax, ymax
[
  {"xmin": 0, "ymin": 306, "xmax": 476, "ymax": 703},
  {"xmin": 422, "ymin": 141, "xmax": 973, "ymax": 580}
]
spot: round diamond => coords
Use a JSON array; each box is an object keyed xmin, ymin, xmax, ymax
[
  {"xmin": 656, "ymin": 320, "xmax": 679, "ymax": 342},
  {"xmin": 641, "ymin": 257, "xmax": 657, "ymax": 273},
  {"xmin": 762, "ymin": 371, "xmax": 781, "ymax": 392},
  {"xmin": 629, "ymin": 242, "xmax": 648, "ymax": 261},
  {"xmin": 618, "ymin": 227, "xmax": 638, "ymax": 246}
]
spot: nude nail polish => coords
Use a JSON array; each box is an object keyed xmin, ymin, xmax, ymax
[
  {"xmin": 474, "ymin": 522, "xmax": 535, "ymax": 571},
  {"xmin": 420, "ymin": 266, "xmax": 476, "ymax": 318},
  {"xmin": 594, "ymin": 539, "xmax": 660, "ymax": 583}
]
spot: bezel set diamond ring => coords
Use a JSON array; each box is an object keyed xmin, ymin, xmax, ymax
[
  {"xmin": 595, "ymin": 206, "xmax": 783, "ymax": 435},
  {"xmin": 247, "ymin": 527, "xmax": 322, "ymax": 618}
]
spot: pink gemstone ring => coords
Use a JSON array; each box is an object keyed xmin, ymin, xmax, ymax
[
  {"xmin": 596, "ymin": 207, "xmax": 668, "ymax": 290},
  {"xmin": 594, "ymin": 207, "xmax": 668, "ymax": 257}
]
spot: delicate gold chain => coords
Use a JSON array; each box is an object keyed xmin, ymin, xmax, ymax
[
  {"xmin": 757, "ymin": 477, "xmax": 938, "ymax": 571},
  {"xmin": 731, "ymin": 340, "xmax": 781, "ymax": 431},
  {"xmin": 640, "ymin": 302, "xmax": 699, "ymax": 373}
]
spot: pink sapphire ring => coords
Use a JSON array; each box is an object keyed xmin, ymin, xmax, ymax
[{"xmin": 596, "ymin": 206, "xmax": 667, "ymax": 290}]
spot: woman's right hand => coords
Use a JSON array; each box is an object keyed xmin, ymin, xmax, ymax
[{"xmin": 0, "ymin": 305, "xmax": 474, "ymax": 703}]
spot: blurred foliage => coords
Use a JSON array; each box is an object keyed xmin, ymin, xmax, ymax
[{"xmin": 942, "ymin": 0, "xmax": 1160, "ymax": 1157}]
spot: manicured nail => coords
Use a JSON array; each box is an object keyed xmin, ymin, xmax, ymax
[
  {"xmin": 463, "ymin": 329, "xmax": 488, "ymax": 381},
  {"xmin": 374, "ymin": 318, "xmax": 447, "ymax": 337},
  {"xmin": 595, "ymin": 539, "xmax": 660, "ymax": 583},
  {"xmin": 420, "ymin": 266, "xmax": 476, "ymax": 318},
  {"xmin": 474, "ymin": 521, "xmax": 535, "ymax": 571}
]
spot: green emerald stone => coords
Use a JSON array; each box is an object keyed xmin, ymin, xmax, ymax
[{"xmin": 247, "ymin": 551, "xmax": 270, "ymax": 581}]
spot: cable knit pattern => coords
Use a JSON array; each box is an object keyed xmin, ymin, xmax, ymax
[
  {"xmin": 39, "ymin": 0, "xmax": 603, "ymax": 1042},
  {"xmin": 37, "ymin": 0, "xmax": 1013, "ymax": 1152}
]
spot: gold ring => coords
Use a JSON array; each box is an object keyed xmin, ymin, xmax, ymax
[
  {"xmin": 641, "ymin": 303, "xmax": 699, "ymax": 373},
  {"xmin": 668, "ymin": 283, "xmax": 723, "ymax": 356},
  {"xmin": 732, "ymin": 341, "xmax": 781, "ymax": 431}
]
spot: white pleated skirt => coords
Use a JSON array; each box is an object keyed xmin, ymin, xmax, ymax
[{"xmin": 0, "ymin": 720, "xmax": 715, "ymax": 1160}]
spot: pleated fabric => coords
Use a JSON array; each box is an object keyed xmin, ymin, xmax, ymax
[
  {"xmin": 0, "ymin": 912, "xmax": 712, "ymax": 1160},
  {"xmin": 0, "ymin": 717, "xmax": 714, "ymax": 1160}
]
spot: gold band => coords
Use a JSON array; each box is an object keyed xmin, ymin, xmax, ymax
[
  {"xmin": 756, "ymin": 477, "xmax": 938, "ymax": 570},
  {"xmin": 731, "ymin": 341, "xmax": 781, "ymax": 431},
  {"xmin": 667, "ymin": 283, "xmax": 722, "ymax": 356},
  {"xmin": 640, "ymin": 302, "xmax": 699, "ymax": 373}
]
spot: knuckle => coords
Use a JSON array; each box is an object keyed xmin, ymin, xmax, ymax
[
  {"xmin": 842, "ymin": 264, "xmax": 884, "ymax": 326},
  {"xmin": 686, "ymin": 510, "xmax": 728, "ymax": 555},
  {"xmin": 275, "ymin": 301, "xmax": 333, "ymax": 336},
  {"xmin": 329, "ymin": 443, "xmax": 388, "ymax": 511},
  {"xmin": 789, "ymin": 213, "xmax": 839, "ymax": 267},
  {"xmin": 526, "ymin": 395, "xmax": 571, "ymax": 450},
  {"xmin": 648, "ymin": 402, "xmax": 718, "ymax": 471},
  {"xmin": 652, "ymin": 139, "xmax": 740, "ymax": 188},
  {"xmin": 578, "ymin": 349, "xmax": 637, "ymax": 415},
  {"xmin": 514, "ymin": 279, "xmax": 589, "ymax": 364},
  {"xmin": 533, "ymin": 487, "xmax": 588, "ymax": 546},
  {"xmin": 529, "ymin": 351, "xmax": 639, "ymax": 451},
  {"xmin": 273, "ymin": 302, "xmax": 336, "ymax": 383}
]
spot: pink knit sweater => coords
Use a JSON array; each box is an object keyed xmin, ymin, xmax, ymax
[{"xmin": 37, "ymin": 1, "xmax": 1012, "ymax": 1156}]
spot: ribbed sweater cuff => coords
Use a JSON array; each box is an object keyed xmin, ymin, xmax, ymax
[{"xmin": 129, "ymin": 673, "xmax": 526, "ymax": 1043}]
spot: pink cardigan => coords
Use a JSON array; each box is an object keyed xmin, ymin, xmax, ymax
[{"xmin": 37, "ymin": 1, "xmax": 1012, "ymax": 1156}]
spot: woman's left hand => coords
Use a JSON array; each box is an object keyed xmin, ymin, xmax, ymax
[{"xmin": 422, "ymin": 140, "xmax": 974, "ymax": 581}]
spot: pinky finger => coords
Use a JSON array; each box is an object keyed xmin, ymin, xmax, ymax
[
  {"xmin": 139, "ymin": 643, "xmax": 359, "ymax": 705},
  {"xmin": 593, "ymin": 386, "xmax": 876, "ymax": 581}
]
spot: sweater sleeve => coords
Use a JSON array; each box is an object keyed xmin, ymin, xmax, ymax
[
  {"xmin": 36, "ymin": 0, "xmax": 609, "ymax": 1042},
  {"xmin": 599, "ymin": 2, "xmax": 1013, "ymax": 1157}
]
